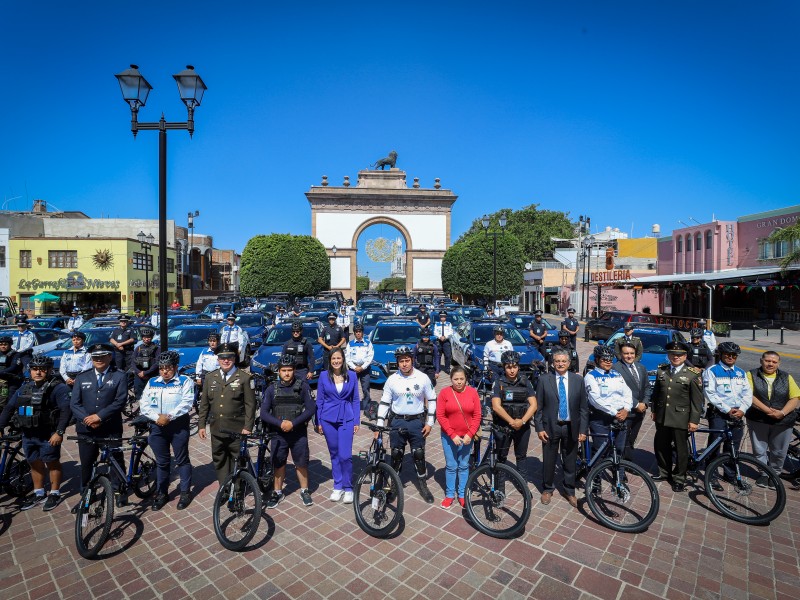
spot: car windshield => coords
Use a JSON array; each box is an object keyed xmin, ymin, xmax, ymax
[
  {"xmin": 236, "ymin": 314, "xmax": 264, "ymax": 327},
  {"xmin": 29, "ymin": 319, "xmax": 56, "ymax": 328},
  {"xmin": 372, "ymin": 325, "xmax": 421, "ymax": 344},
  {"xmin": 608, "ymin": 331, "xmax": 671, "ymax": 353},
  {"xmin": 462, "ymin": 308, "xmax": 486, "ymax": 318},
  {"xmin": 310, "ymin": 301, "xmax": 336, "ymax": 311},
  {"xmin": 509, "ymin": 315, "xmax": 535, "ymax": 328},
  {"xmin": 204, "ymin": 304, "xmax": 232, "ymax": 315},
  {"xmin": 358, "ymin": 300, "xmax": 384, "ymax": 310},
  {"xmin": 168, "ymin": 328, "xmax": 216, "ymax": 347},
  {"xmin": 362, "ymin": 313, "xmax": 391, "ymax": 326},
  {"xmin": 473, "ymin": 326, "xmax": 527, "ymax": 345}
]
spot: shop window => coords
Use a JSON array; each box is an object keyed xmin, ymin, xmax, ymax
[
  {"xmin": 706, "ymin": 230, "xmax": 712, "ymax": 250},
  {"xmin": 133, "ymin": 252, "xmax": 154, "ymax": 271},
  {"xmin": 49, "ymin": 250, "xmax": 77, "ymax": 269},
  {"xmin": 774, "ymin": 239, "xmax": 789, "ymax": 258},
  {"xmin": 19, "ymin": 293, "xmax": 34, "ymax": 313},
  {"xmin": 20, "ymin": 250, "xmax": 32, "ymax": 269},
  {"xmin": 166, "ymin": 258, "xmax": 175, "ymax": 273},
  {"xmin": 758, "ymin": 239, "xmax": 773, "ymax": 260},
  {"xmin": 676, "ymin": 237, "xmax": 683, "ymax": 253},
  {"xmin": 0, "ymin": 246, "xmax": 5, "ymax": 268}
]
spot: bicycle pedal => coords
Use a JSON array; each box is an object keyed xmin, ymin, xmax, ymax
[{"xmin": 358, "ymin": 451, "xmax": 368, "ymax": 459}]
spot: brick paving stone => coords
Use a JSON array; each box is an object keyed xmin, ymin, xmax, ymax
[{"xmin": 531, "ymin": 574, "xmax": 582, "ymax": 600}]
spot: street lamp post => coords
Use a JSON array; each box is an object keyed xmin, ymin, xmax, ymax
[
  {"xmin": 116, "ymin": 64, "xmax": 207, "ymax": 350},
  {"xmin": 137, "ymin": 231, "xmax": 155, "ymax": 315},
  {"xmin": 482, "ymin": 214, "xmax": 507, "ymax": 309},
  {"xmin": 188, "ymin": 210, "xmax": 200, "ymax": 309},
  {"xmin": 584, "ymin": 235, "xmax": 596, "ymax": 319}
]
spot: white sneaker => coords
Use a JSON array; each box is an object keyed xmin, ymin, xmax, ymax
[
  {"xmin": 329, "ymin": 489, "xmax": 344, "ymax": 502},
  {"xmin": 342, "ymin": 491, "xmax": 354, "ymax": 504}
]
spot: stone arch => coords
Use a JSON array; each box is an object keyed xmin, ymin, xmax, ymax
[{"xmin": 351, "ymin": 216, "xmax": 413, "ymax": 294}]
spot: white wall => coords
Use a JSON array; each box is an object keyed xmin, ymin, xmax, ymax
[
  {"xmin": 44, "ymin": 219, "xmax": 177, "ymax": 246},
  {"xmin": 412, "ymin": 258, "xmax": 443, "ymax": 290},
  {"xmin": 316, "ymin": 212, "xmax": 447, "ymax": 250},
  {"xmin": 331, "ymin": 256, "xmax": 351, "ymax": 289}
]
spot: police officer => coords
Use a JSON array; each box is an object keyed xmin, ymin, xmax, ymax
[
  {"xmin": 132, "ymin": 327, "xmax": 160, "ymax": 401},
  {"xmin": 376, "ymin": 346, "xmax": 437, "ymax": 503},
  {"xmin": 337, "ymin": 304, "xmax": 350, "ymax": 338},
  {"xmin": 198, "ymin": 343, "xmax": 257, "ymax": 487},
  {"xmin": 289, "ymin": 305, "xmax": 303, "ymax": 319},
  {"xmin": 66, "ymin": 308, "xmax": 84, "ymax": 333},
  {"xmin": 651, "ymin": 342, "xmax": 703, "ymax": 492},
  {"xmin": 433, "ymin": 311, "xmax": 453, "ymax": 374},
  {"xmin": 414, "ymin": 328, "xmax": 440, "ymax": 388},
  {"xmin": 415, "ymin": 304, "xmax": 431, "ymax": 330},
  {"xmin": 69, "ymin": 343, "xmax": 128, "ymax": 512},
  {"xmin": 546, "ymin": 330, "xmax": 579, "ymax": 373},
  {"xmin": 0, "ymin": 355, "xmax": 71, "ymax": 511},
  {"xmin": 12, "ymin": 316, "xmax": 37, "ymax": 374},
  {"xmin": 274, "ymin": 304, "xmax": 287, "ymax": 324},
  {"xmin": 528, "ymin": 310, "xmax": 547, "ymax": 355},
  {"xmin": 483, "ymin": 325, "xmax": 514, "ymax": 381},
  {"xmin": 562, "ymin": 307, "xmax": 579, "ymax": 349},
  {"xmin": 0, "ymin": 335, "xmax": 24, "ymax": 412},
  {"xmin": 585, "ymin": 346, "xmax": 633, "ymax": 460},
  {"xmin": 109, "ymin": 314, "xmax": 135, "ymax": 378},
  {"xmin": 140, "ymin": 351, "xmax": 194, "ymax": 510},
  {"xmin": 686, "ymin": 328, "xmax": 713, "ymax": 369},
  {"xmin": 283, "ymin": 321, "xmax": 315, "ymax": 381},
  {"xmin": 220, "ymin": 313, "xmax": 249, "ymax": 364},
  {"xmin": 485, "ymin": 305, "xmax": 496, "ymax": 319},
  {"xmin": 491, "ymin": 350, "xmax": 537, "ymax": 479},
  {"xmin": 210, "ymin": 305, "xmax": 225, "ymax": 322},
  {"xmin": 703, "ymin": 341, "xmax": 752, "ymax": 490},
  {"xmin": 59, "ymin": 331, "xmax": 92, "ymax": 387},
  {"xmin": 319, "ymin": 312, "xmax": 346, "ymax": 369},
  {"xmin": 613, "ymin": 342, "xmax": 650, "ymax": 462},
  {"xmin": 345, "ymin": 323, "xmax": 374, "ymax": 409},
  {"xmin": 196, "ymin": 332, "xmax": 221, "ymax": 388},
  {"xmin": 697, "ymin": 319, "xmax": 718, "ymax": 353},
  {"xmin": 260, "ymin": 355, "xmax": 316, "ymax": 508},
  {"xmin": 150, "ymin": 307, "xmax": 160, "ymax": 328},
  {"xmin": 613, "ymin": 323, "xmax": 643, "ymax": 361}
]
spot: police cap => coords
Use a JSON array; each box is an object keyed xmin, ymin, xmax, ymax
[
  {"xmin": 623, "ymin": 323, "xmax": 634, "ymax": 331},
  {"xmin": 208, "ymin": 332, "xmax": 220, "ymax": 341},
  {"xmin": 534, "ymin": 310, "xmax": 543, "ymax": 316},
  {"xmin": 0, "ymin": 335, "xmax": 12, "ymax": 344},
  {"xmin": 71, "ymin": 331, "xmax": 87, "ymax": 341},
  {"xmin": 140, "ymin": 327, "xmax": 155, "ymax": 338},
  {"xmin": 327, "ymin": 312, "xmax": 337, "ymax": 320},
  {"xmin": 89, "ymin": 343, "xmax": 114, "ymax": 357},
  {"xmin": 665, "ymin": 341, "xmax": 688, "ymax": 355},
  {"xmin": 226, "ymin": 313, "xmax": 236, "ymax": 320},
  {"xmin": 567, "ymin": 308, "xmax": 575, "ymax": 314},
  {"xmin": 118, "ymin": 314, "xmax": 130, "ymax": 322}
]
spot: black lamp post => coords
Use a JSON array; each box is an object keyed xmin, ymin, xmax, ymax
[
  {"xmin": 137, "ymin": 231, "xmax": 155, "ymax": 315},
  {"xmin": 482, "ymin": 214, "xmax": 507, "ymax": 309},
  {"xmin": 584, "ymin": 235, "xmax": 595, "ymax": 319},
  {"xmin": 188, "ymin": 210, "xmax": 200, "ymax": 309},
  {"xmin": 116, "ymin": 64, "xmax": 207, "ymax": 350}
]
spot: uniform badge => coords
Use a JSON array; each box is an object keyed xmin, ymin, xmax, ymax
[{"xmin": 414, "ymin": 384, "xmax": 420, "ymax": 391}]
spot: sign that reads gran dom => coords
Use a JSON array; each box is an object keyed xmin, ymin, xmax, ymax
[{"xmin": 590, "ymin": 269, "xmax": 631, "ymax": 283}]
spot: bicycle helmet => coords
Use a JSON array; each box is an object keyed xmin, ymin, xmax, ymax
[
  {"xmin": 421, "ymin": 327, "xmax": 432, "ymax": 337},
  {"xmin": 689, "ymin": 328, "xmax": 703, "ymax": 339},
  {"xmin": 207, "ymin": 332, "xmax": 220, "ymax": 341},
  {"xmin": 501, "ymin": 350, "xmax": 521, "ymax": 365},
  {"xmin": 291, "ymin": 321, "xmax": 303, "ymax": 332},
  {"xmin": 140, "ymin": 327, "xmax": 155, "ymax": 338},
  {"xmin": 29, "ymin": 354, "xmax": 54, "ymax": 370},
  {"xmin": 0, "ymin": 335, "xmax": 12, "ymax": 344},
  {"xmin": 593, "ymin": 346, "xmax": 616, "ymax": 362},
  {"xmin": 717, "ymin": 341, "xmax": 741, "ymax": 356},
  {"xmin": 493, "ymin": 325, "xmax": 504, "ymax": 335},
  {"xmin": 278, "ymin": 354, "xmax": 296, "ymax": 368},
  {"xmin": 158, "ymin": 351, "xmax": 180, "ymax": 367},
  {"xmin": 558, "ymin": 330, "xmax": 570, "ymax": 339},
  {"xmin": 394, "ymin": 346, "xmax": 414, "ymax": 357},
  {"xmin": 353, "ymin": 323, "xmax": 364, "ymax": 332},
  {"xmin": 14, "ymin": 314, "xmax": 27, "ymax": 324}
]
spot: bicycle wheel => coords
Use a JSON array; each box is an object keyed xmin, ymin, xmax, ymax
[
  {"xmin": 75, "ymin": 475, "xmax": 114, "ymax": 559},
  {"xmin": 465, "ymin": 462, "xmax": 531, "ymax": 539},
  {"xmin": 585, "ymin": 459, "xmax": 659, "ymax": 533},
  {"xmin": 131, "ymin": 449, "xmax": 157, "ymax": 498},
  {"xmin": 353, "ymin": 462, "xmax": 403, "ymax": 537},
  {"xmin": 213, "ymin": 471, "xmax": 262, "ymax": 551},
  {"xmin": 2, "ymin": 446, "xmax": 33, "ymax": 497},
  {"xmin": 705, "ymin": 452, "xmax": 786, "ymax": 525}
]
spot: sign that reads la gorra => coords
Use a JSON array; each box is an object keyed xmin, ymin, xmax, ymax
[{"xmin": 19, "ymin": 271, "xmax": 120, "ymax": 291}]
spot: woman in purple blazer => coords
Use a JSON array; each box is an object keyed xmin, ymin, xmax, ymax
[{"xmin": 316, "ymin": 347, "xmax": 360, "ymax": 503}]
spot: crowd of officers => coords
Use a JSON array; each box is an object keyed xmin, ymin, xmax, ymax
[{"xmin": 0, "ymin": 305, "xmax": 797, "ymax": 523}]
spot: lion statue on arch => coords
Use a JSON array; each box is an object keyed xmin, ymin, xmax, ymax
[{"xmin": 371, "ymin": 150, "xmax": 398, "ymax": 170}]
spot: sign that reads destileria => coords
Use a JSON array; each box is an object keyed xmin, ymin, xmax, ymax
[{"xmin": 590, "ymin": 269, "xmax": 631, "ymax": 283}]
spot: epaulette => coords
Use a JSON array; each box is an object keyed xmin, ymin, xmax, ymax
[
  {"xmin": 686, "ymin": 366, "xmax": 702, "ymax": 375},
  {"xmin": 658, "ymin": 363, "xmax": 670, "ymax": 369}
]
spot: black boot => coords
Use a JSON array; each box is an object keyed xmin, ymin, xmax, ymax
[{"xmin": 417, "ymin": 478, "xmax": 434, "ymax": 503}]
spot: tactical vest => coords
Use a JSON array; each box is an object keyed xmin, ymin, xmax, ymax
[
  {"xmin": 747, "ymin": 369, "xmax": 794, "ymax": 425},
  {"xmin": 272, "ymin": 380, "xmax": 304, "ymax": 421},
  {"xmin": 687, "ymin": 343, "xmax": 710, "ymax": 368},
  {"xmin": 416, "ymin": 342, "xmax": 435, "ymax": 369},
  {"xmin": 135, "ymin": 344, "xmax": 159, "ymax": 369},
  {"xmin": 284, "ymin": 338, "xmax": 309, "ymax": 369},
  {"xmin": 0, "ymin": 351, "xmax": 11, "ymax": 368},
  {"xmin": 496, "ymin": 375, "xmax": 530, "ymax": 420},
  {"xmin": 12, "ymin": 379, "xmax": 57, "ymax": 429}
]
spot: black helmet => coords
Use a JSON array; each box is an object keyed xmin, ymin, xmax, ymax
[
  {"xmin": 558, "ymin": 330, "xmax": 570, "ymax": 339},
  {"xmin": 0, "ymin": 335, "xmax": 12, "ymax": 344},
  {"xmin": 717, "ymin": 341, "xmax": 741, "ymax": 356},
  {"xmin": 394, "ymin": 346, "xmax": 414, "ymax": 357},
  {"xmin": 689, "ymin": 328, "xmax": 703, "ymax": 338},
  {"xmin": 141, "ymin": 327, "xmax": 155, "ymax": 337},
  {"xmin": 208, "ymin": 332, "xmax": 220, "ymax": 341},
  {"xmin": 71, "ymin": 331, "xmax": 87, "ymax": 341},
  {"xmin": 501, "ymin": 350, "xmax": 521, "ymax": 365},
  {"xmin": 421, "ymin": 327, "xmax": 431, "ymax": 337},
  {"xmin": 278, "ymin": 354, "xmax": 296, "ymax": 368},
  {"xmin": 353, "ymin": 323, "xmax": 364, "ymax": 332},
  {"xmin": 593, "ymin": 346, "xmax": 615, "ymax": 362},
  {"xmin": 291, "ymin": 321, "xmax": 303, "ymax": 332},
  {"xmin": 158, "ymin": 351, "xmax": 180, "ymax": 367},
  {"xmin": 29, "ymin": 354, "xmax": 54, "ymax": 370},
  {"xmin": 493, "ymin": 325, "xmax": 504, "ymax": 335},
  {"xmin": 15, "ymin": 314, "xmax": 27, "ymax": 324}
]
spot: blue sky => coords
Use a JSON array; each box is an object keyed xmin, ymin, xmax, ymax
[{"xmin": 1, "ymin": 1, "xmax": 798, "ymax": 279}]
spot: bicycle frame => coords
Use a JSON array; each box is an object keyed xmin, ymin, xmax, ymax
[
  {"xmin": 0, "ymin": 435, "xmax": 19, "ymax": 480},
  {"xmin": 577, "ymin": 425, "xmax": 623, "ymax": 476},
  {"xmin": 688, "ymin": 426, "xmax": 732, "ymax": 466}
]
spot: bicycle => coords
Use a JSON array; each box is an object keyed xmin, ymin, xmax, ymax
[
  {"xmin": 686, "ymin": 419, "xmax": 785, "ymax": 524},
  {"xmin": 353, "ymin": 421, "xmax": 404, "ymax": 538},
  {"xmin": 465, "ymin": 419, "xmax": 531, "ymax": 539},
  {"xmin": 574, "ymin": 420, "xmax": 659, "ymax": 533},
  {"xmin": 780, "ymin": 425, "xmax": 800, "ymax": 489},
  {"xmin": 67, "ymin": 416, "xmax": 156, "ymax": 559},
  {"xmin": 213, "ymin": 425, "xmax": 276, "ymax": 551},
  {"xmin": 0, "ymin": 429, "xmax": 33, "ymax": 497}
]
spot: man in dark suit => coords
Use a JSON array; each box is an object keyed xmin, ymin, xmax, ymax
[
  {"xmin": 534, "ymin": 348, "xmax": 589, "ymax": 508},
  {"xmin": 613, "ymin": 342, "xmax": 650, "ymax": 462},
  {"xmin": 69, "ymin": 343, "xmax": 128, "ymax": 512}
]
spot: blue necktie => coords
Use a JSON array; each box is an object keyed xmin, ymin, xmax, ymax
[
  {"xmin": 558, "ymin": 376, "xmax": 568, "ymax": 421},
  {"xmin": 97, "ymin": 372, "xmax": 104, "ymax": 388}
]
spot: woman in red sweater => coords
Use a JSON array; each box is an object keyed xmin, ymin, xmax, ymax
[{"xmin": 436, "ymin": 366, "xmax": 483, "ymax": 508}]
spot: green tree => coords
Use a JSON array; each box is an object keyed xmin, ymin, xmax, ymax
[
  {"xmin": 356, "ymin": 275, "xmax": 370, "ymax": 292},
  {"xmin": 240, "ymin": 234, "xmax": 330, "ymax": 297},
  {"xmin": 377, "ymin": 277, "xmax": 406, "ymax": 292},
  {"xmin": 458, "ymin": 204, "xmax": 574, "ymax": 262},
  {"xmin": 769, "ymin": 225, "xmax": 800, "ymax": 271},
  {"xmin": 441, "ymin": 231, "xmax": 524, "ymax": 302}
]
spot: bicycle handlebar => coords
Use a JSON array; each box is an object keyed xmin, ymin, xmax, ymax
[
  {"xmin": 67, "ymin": 435, "xmax": 129, "ymax": 446},
  {"xmin": 0, "ymin": 433, "xmax": 23, "ymax": 443},
  {"xmin": 360, "ymin": 421, "xmax": 408, "ymax": 434}
]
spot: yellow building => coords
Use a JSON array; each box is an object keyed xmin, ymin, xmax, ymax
[{"xmin": 10, "ymin": 237, "xmax": 177, "ymax": 315}]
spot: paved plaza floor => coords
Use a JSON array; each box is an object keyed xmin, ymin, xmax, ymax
[{"xmin": 1, "ymin": 337, "xmax": 798, "ymax": 599}]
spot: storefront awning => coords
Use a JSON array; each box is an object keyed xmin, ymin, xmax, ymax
[{"xmin": 629, "ymin": 265, "xmax": 799, "ymax": 286}]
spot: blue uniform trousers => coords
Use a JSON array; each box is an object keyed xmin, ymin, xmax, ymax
[{"xmin": 148, "ymin": 414, "xmax": 192, "ymax": 495}]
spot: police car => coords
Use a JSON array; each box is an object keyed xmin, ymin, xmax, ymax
[
  {"xmin": 359, "ymin": 310, "xmax": 395, "ymax": 337},
  {"xmin": 450, "ymin": 320, "xmax": 544, "ymax": 376},
  {"xmin": 40, "ymin": 326, "xmax": 145, "ymax": 371},
  {"xmin": 368, "ymin": 318, "xmax": 423, "ymax": 385},
  {"xmin": 353, "ymin": 298, "xmax": 386, "ymax": 324},
  {"xmin": 250, "ymin": 320, "xmax": 324, "ymax": 383},
  {"xmin": 165, "ymin": 323, "xmax": 224, "ymax": 369},
  {"xmin": 457, "ymin": 306, "xmax": 488, "ymax": 321},
  {"xmin": 233, "ymin": 311, "xmax": 271, "ymax": 353}
]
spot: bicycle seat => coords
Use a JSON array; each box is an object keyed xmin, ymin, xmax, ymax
[
  {"xmin": 610, "ymin": 421, "xmax": 627, "ymax": 431},
  {"xmin": 129, "ymin": 415, "xmax": 151, "ymax": 430}
]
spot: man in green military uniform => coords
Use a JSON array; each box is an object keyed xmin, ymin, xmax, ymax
[
  {"xmin": 197, "ymin": 343, "xmax": 257, "ymax": 487},
  {"xmin": 651, "ymin": 341, "xmax": 703, "ymax": 492}
]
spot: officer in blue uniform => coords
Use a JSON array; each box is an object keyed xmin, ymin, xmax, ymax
[
  {"xmin": 414, "ymin": 328, "xmax": 440, "ymax": 388},
  {"xmin": 109, "ymin": 314, "xmax": 135, "ymax": 383},
  {"xmin": 12, "ymin": 315, "xmax": 37, "ymax": 375},
  {"xmin": 69, "ymin": 343, "xmax": 128, "ymax": 512},
  {"xmin": 415, "ymin": 304, "xmax": 431, "ymax": 330},
  {"xmin": 318, "ymin": 312, "xmax": 346, "ymax": 370},
  {"xmin": 59, "ymin": 331, "xmax": 92, "ymax": 387},
  {"xmin": 282, "ymin": 321, "xmax": 315, "ymax": 381},
  {"xmin": 0, "ymin": 335, "xmax": 24, "ymax": 412},
  {"xmin": 432, "ymin": 311, "xmax": 453, "ymax": 375},
  {"xmin": 528, "ymin": 310, "xmax": 547, "ymax": 355},
  {"xmin": 140, "ymin": 350, "xmax": 195, "ymax": 510},
  {"xmin": 132, "ymin": 327, "xmax": 160, "ymax": 401},
  {"xmin": 66, "ymin": 308, "xmax": 84, "ymax": 333},
  {"xmin": 491, "ymin": 351, "xmax": 537, "ymax": 478},
  {"xmin": 561, "ymin": 308, "xmax": 579, "ymax": 349}
]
